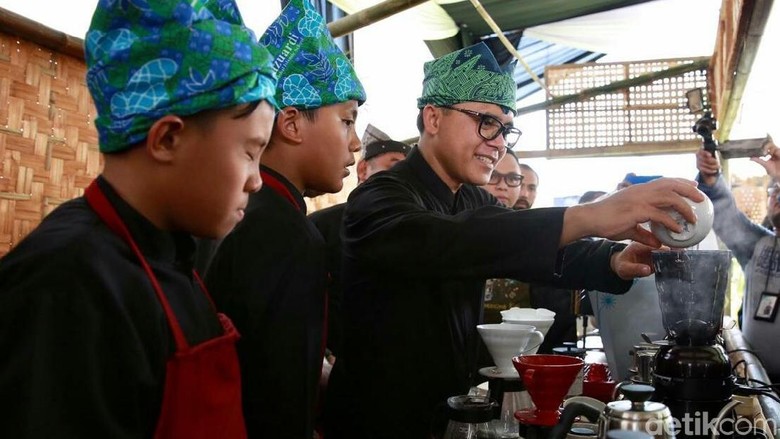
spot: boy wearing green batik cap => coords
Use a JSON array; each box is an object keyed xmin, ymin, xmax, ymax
[
  {"xmin": 0, "ymin": 1, "xmax": 276, "ymax": 438},
  {"xmin": 204, "ymin": 0, "xmax": 365, "ymax": 437},
  {"xmin": 324, "ymin": 42, "xmax": 705, "ymax": 438}
]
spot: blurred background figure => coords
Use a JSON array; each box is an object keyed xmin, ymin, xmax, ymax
[
  {"xmin": 695, "ymin": 142, "xmax": 780, "ymax": 382},
  {"xmin": 480, "ymin": 151, "xmax": 530, "ymax": 325},
  {"xmin": 616, "ymin": 172, "xmax": 663, "ymax": 190},
  {"xmin": 513, "ymin": 163, "xmax": 538, "ymax": 210}
]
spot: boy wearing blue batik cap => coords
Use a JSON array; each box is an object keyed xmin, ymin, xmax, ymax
[
  {"xmin": 0, "ymin": 1, "xmax": 277, "ymax": 437},
  {"xmin": 204, "ymin": 0, "xmax": 366, "ymax": 437}
]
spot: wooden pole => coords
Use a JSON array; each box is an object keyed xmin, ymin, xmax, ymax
[
  {"xmin": 467, "ymin": 0, "xmax": 549, "ymax": 94},
  {"xmin": 0, "ymin": 7, "xmax": 85, "ymax": 60},
  {"xmin": 516, "ymin": 58, "xmax": 710, "ymax": 115},
  {"xmin": 327, "ymin": 0, "xmax": 431, "ymax": 38}
]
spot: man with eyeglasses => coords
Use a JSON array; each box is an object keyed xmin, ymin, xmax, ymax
[
  {"xmin": 324, "ymin": 42, "xmax": 704, "ymax": 439},
  {"xmin": 695, "ymin": 140, "xmax": 780, "ymax": 383}
]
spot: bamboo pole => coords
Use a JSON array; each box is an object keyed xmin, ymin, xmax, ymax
[
  {"xmin": 327, "ymin": 0, "xmax": 431, "ymax": 38},
  {"xmin": 516, "ymin": 58, "xmax": 710, "ymax": 115},
  {"xmin": 467, "ymin": 0, "xmax": 549, "ymax": 94},
  {"xmin": 0, "ymin": 7, "xmax": 85, "ymax": 60}
]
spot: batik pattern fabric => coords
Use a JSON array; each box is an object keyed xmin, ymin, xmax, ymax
[
  {"xmin": 259, "ymin": 0, "xmax": 366, "ymax": 109},
  {"xmin": 85, "ymin": 0, "xmax": 278, "ymax": 153},
  {"xmin": 417, "ymin": 42, "xmax": 517, "ymax": 115}
]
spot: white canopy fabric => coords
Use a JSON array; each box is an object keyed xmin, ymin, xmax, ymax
[
  {"xmin": 525, "ymin": 0, "xmax": 720, "ymax": 61},
  {"xmin": 328, "ymin": 0, "xmax": 720, "ymax": 61}
]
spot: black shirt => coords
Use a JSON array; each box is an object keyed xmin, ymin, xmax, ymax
[
  {"xmin": 206, "ymin": 166, "xmax": 327, "ymax": 439},
  {"xmin": 308, "ymin": 202, "xmax": 346, "ymax": 356},
  {"xmin": 0, "ymin": 176, "xmax": 221, "ymax": 438},
  {"xmin": 325, "ymin": 147, "xmax": 629, "ymax": 438}
]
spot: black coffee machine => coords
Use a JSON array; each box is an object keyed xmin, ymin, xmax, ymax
[{"xmin": 651, "ymin": 250, "xmax": 737, "ymax": 439}]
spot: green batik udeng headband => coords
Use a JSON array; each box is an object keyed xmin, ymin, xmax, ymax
[
  {"xmin": 417, "ymin": 42, "xmax": 517, "ymax": 115},
  {"xmin": 260, "ymin": 0, "xmax": 366, "ymax": 109},
  {"xmin": 85, "ymin": 0, "xmax": 278, "ymax": 153}
]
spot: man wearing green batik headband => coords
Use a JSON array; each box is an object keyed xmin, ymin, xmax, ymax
[
  {"xmin": 324, "ymin": 42, "xmax": 706, "ymax": 438},
  {"xmin": 0, "ymin": 1, "xmax": 277, "ymax": 438},
  {"xmin": 204, "ymin": 0, "xmax": 365, "ymax": 437}
]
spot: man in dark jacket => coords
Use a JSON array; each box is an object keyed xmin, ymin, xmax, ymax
[{"xmin": 323, "ymin": 41, "xmax": 704, "ymax": 439}]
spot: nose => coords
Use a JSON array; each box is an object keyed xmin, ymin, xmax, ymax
[
  {"xmin": 484, "ymin": 135, "xmax": 507, "ymax": 156},
  {"xmin": 247, "ymin": 168, "xmax": 262, "ymax": 193},
  {"xmin": 349, "ymin": 129, "xmax": 362, "ymax": 154}
]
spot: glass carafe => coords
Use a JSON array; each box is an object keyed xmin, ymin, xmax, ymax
[
  {"xmin": 487, "ymin": 378, "xmax": 533, "ymax": 438},
  {"xmin": 651, "ymin": 250, "xmax": 731, "ymax": 345},
  {"xmin": 443, "ymin": 395, "xmax": 497, "ymax": 439}
]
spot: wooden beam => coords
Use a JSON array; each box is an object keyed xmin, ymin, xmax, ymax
[
  {"xmin": 327, "ymin": 0, "xmax": 431, "ymax": 37},
  {"xmin": 516, "ymin": 58, "xmax": 710, "ymax": 115},
  {"xmin": 0, "ymin": 6, "xmax": 84, "ymax": 60},
  {"xmin": 513, "ymin": 140, "xmax": 702, "ymax": 159},
  {"xmin": 0, "ymin": 0, "xmax": 436, "ymax": 60},
  {"xmin": 716, "ymin": 0, "xmax": 774, "ymax": 141}
]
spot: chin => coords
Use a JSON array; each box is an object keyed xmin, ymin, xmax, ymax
[{"xmin": 772, "ymin": 213, "xmax": 780, "ymax": 230}]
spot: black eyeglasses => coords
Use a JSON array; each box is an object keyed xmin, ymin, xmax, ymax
[
  {"xmin": 488, "ymin": 171, "xmax": 524, "ymax": 187},
  {"xmin": 439, "ymin": 105, "xmax": 522, "ymax": 149}
]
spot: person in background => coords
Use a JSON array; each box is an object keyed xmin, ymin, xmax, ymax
[
  {"xmin": 309, "ymin": 139, "xmax": 411, "ymax": 359},
  {"xmin": 617, "ymin": 172, "xmax": 664, "ymax": 190},
  {"xmin": 204, "ymin": 1, "xmax": 366, "ymax": 437},
  {"xmin": 0, "ymin": 1, "xmax": 278, "ymax": 437},
  {"xmin": 480, "ymin": 150, "xmax": 531, "ymax": 324},
  {"xmin": 579, "ymin": 190, "xmax": 607, "ymax": 204},
  {"xmin": 481, "ymin": 149, "xmax": 524, "ymax": 209},
  {"xmin": 696, "ymin": 142, "xmax": 780, "ymax": 382},
  {"xmin": 323, "ymin": 41, "xmax": 704, "ymax": 439},
  {"xmin": 586, "ymin": 177, "xmax": 669, "ymax": 381},
  {"xmin": 506, "ymin": 163, "xmax": 579, "ymax": 352},
  {"xmin": 513, "ymin": 163, "xmax": 538, "ymax": 210}
]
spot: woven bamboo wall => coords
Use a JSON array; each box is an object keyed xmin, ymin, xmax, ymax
[
  {"xmin": 545, "ymin": 58, "xmax": 708, "ymax": 156},
  {"xmin": 0, "ymin": 32, "xmax": 101, "ymax": 256}
]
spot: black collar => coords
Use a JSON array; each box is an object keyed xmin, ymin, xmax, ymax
[
  {"xmin": 406, "ymin": 146, "xmax": 459, "ymax": 209},
  {"xmin": 96, "ymin": 176, "xmax": 195, "ymax": 269},
  {"xmin": 259, "ymin": 165, "xmax": 307, "ymax": 215}
]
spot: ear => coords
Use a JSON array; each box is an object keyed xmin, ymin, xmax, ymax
[
  {"xmin": 357, "ymin": 159, "xmax": 368, "ymax": 183},
  {"xmin": 145, "ymin": 115, "xmax": 186, "ymax": 163},
  {"xmin": 274, "ymin": 107, "xmax": 305, "ymax": 144},
  {"xmin": 422, "ymin": 105, "xmax": 442, "ymax": 135}
]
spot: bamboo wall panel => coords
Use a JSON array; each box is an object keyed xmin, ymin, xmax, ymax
[
  {"xmin": 0, "ymin": 32, "xmax": 100, "ymax": 256},
  {"xmin": 545, "ymin": 58, "xmax": 708, "ymax": 157}
]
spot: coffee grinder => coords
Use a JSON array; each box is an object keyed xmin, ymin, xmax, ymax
[{"xmin": 651, "ymin": 250, "xmax": 736, "ymax": 439}]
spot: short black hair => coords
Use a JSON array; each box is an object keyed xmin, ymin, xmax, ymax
[{"xmin": 300, "ymin": 107, "xmax": 318, "ymax": 122}]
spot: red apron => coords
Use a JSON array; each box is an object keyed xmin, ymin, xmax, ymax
[{"xmin": 85, "ymin": 180, "xmax": 247, "ymax": 439}]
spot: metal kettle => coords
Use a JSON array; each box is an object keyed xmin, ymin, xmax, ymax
[
  {"xmin": 596, "ymin": 384, "xmax": 676, "ymax": 438},
  {"xmin": 549, "ymin": 383, "xmax": 741, "ymax": 439},
  {"xmin": 549, "ymin": 384, "xmax": 673, "ymax": 439}
]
